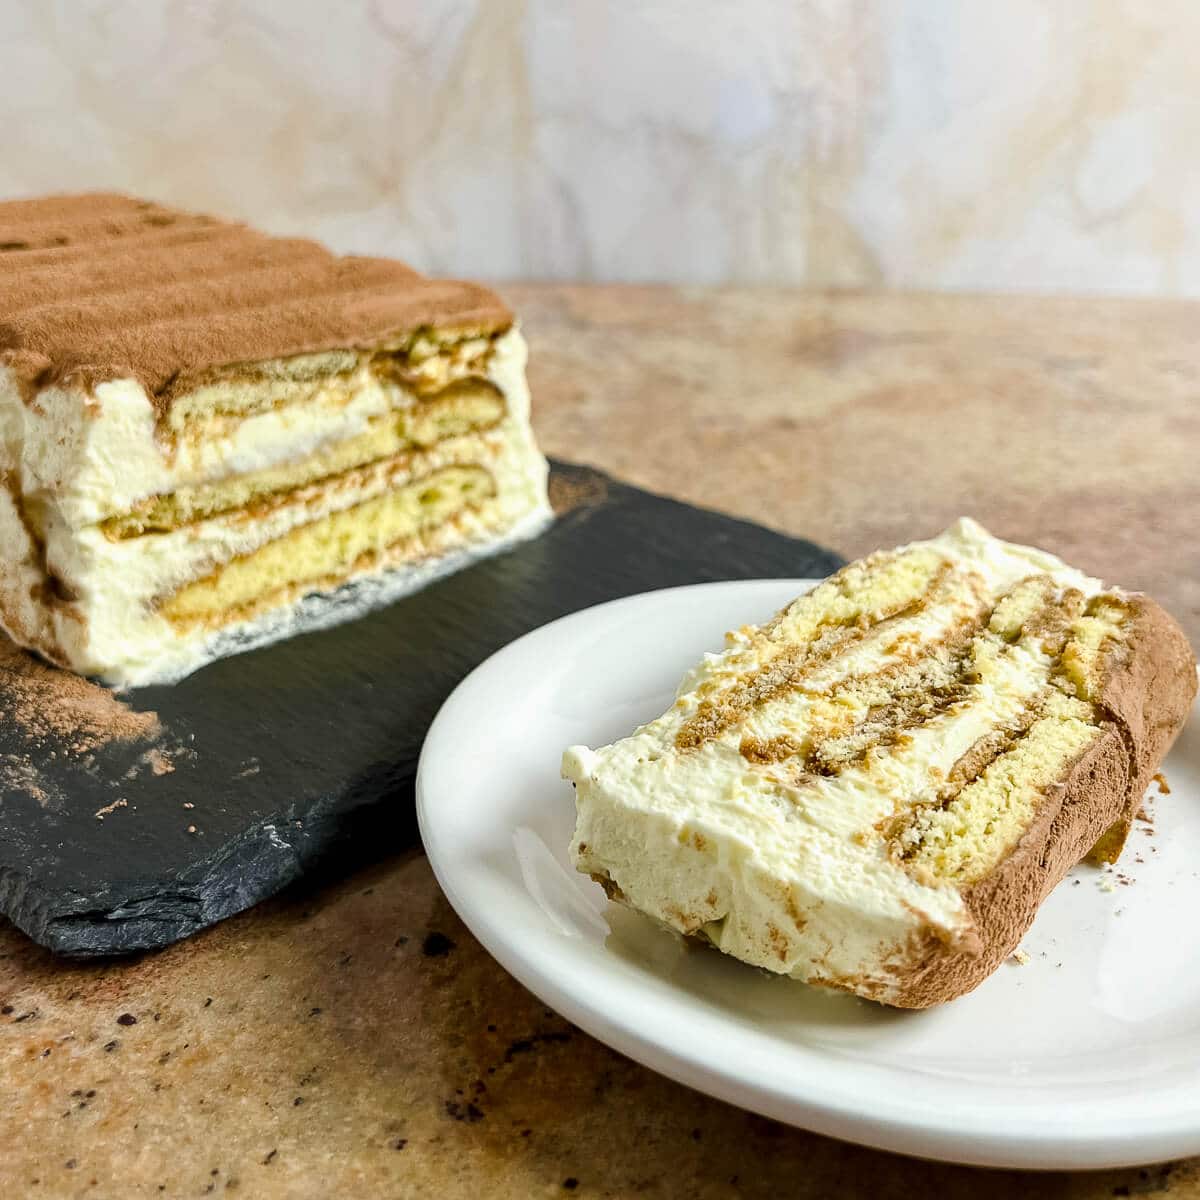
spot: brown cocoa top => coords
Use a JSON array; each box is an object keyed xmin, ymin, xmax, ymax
[{"xmin": 0, "ymin": 192, "xmax": 512, "ymax": 409}]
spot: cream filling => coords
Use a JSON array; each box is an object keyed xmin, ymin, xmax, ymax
[
  {"xmin": 17, "ymin": 329, "xmax": 523, "ymax": 526},
  {"xmin": 23, "ymin": 368, "xmax": 393, "ymax": 525},
  {"xmin": 565, "ymin": 520, "xmax": 1108, "ymax": 997}
]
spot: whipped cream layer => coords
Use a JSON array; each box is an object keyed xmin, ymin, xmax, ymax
[
  {"xmin": 0, "ymin": 328, "xmax": 549, "ymax": 685},
  {"xmin": 565, "ymin": 520, "xmax": 1112, "ymax": 1003}
]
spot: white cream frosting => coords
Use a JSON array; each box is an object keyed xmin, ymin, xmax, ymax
[
  {"xmin": 564, "ymin": 519, "xmax": 1104, "ymax": 1000},
  {"xmin": 0, "ymin": 327, "xmax": 550, "ymax": 686}
]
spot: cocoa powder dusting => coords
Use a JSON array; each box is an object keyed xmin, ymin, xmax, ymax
[
  {"xmin": 0, "ymin": 192, "xmax": 512, "ymax": 405},
  {"xmin": 0, "ymin": 639, "xmax": 160, "ymax": 752},
  {"xmin": 548, "ymin": 470, "xmax": 609, "ymax": 517},
  {"xmin": 143, "ymin": 747, "xmax": 175, "ymax": 776},
  {"xmin": 0, "ymin": 754, "xmax": 51, "ymax": 806}
]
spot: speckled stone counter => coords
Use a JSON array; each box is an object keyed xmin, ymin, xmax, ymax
[{"xmin": 2, "ymin": 287, "xmax": 1197, "ymax": 1198}]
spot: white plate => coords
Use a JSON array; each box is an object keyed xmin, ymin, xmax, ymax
[{"xmin": 417, "ymin": 580, "xmax": 1200, "ymax": 1169}]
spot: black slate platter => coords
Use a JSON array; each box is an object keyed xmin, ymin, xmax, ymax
[{"xmin": 0, "ymin": 461, "xmax": 843, "ymax": 957}]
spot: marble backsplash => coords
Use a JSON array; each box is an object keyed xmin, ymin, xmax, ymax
[{"xmin": 3, "ymin": 0, "xmax": 1197, "ymax": 294}]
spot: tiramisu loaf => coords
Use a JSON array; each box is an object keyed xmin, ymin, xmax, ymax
[
  {"xmin": 0, "ymin": 193, "xmax": 549, "ymax": 685},
  {"xmin": 564, "ymin": 519, "xmax": 1196, "ymax": 1007}
]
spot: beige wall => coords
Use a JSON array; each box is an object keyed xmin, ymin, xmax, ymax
[{"xmin": 4, "ymin": 1, "xmax": 1197, "ymax": 293}]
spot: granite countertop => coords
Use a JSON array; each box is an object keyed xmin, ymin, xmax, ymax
[{"xmin": 2, "ymin": 286, "xmax": 1197, "ymax": 1198}]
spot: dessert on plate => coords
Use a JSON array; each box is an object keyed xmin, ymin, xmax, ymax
[
  {"xmin": 0, "ymin": 192, "xmax": 550, "ymax": 686},
  {"xmin": 564, "ymin": 519, "xmax": 1196, "ymax": 1007}
]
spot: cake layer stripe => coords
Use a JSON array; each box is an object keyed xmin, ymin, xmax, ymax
[
  {"xmin": 160, "ymin": 332, "xmax": 497, "ymax": 442},
  {"xmin": 678, "ymin": 554, "xmax": 982, "ymax": 752},
  {"xmin": 769, "ymin": 577, "xmax": 1093, "ymax": 781},
  {"xmin": 894, "ymin": 692, "xmax": 1098, "ymax": 883},
  {"xmin": 159, "ymin": 464, "xmax": 496, "ymax": 629},
  {"xmin": 760, "ymin": 580, "xmax": 1130, "ymax": 883},
  {"xmin": 678, "ymin": 568, "xmax": 1125, "ymax": 864},
  {"xmin": 884, "ymin": 591, "xmax": 1131, "ymax": 883},
  {"xmin": 101, "ymin": 379, "xmax": 506, "ymax": 539}
]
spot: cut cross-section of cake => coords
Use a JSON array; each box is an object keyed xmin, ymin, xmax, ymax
[
  {"xmin": 0, "ymin": 193, "xmax": 550, "ymax": 685},
  {"xmin": 564, "ymin": 519, "xmax": 1196, "ymax": 1007}
]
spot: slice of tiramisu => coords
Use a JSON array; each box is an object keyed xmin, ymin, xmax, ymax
[
  {"xmin": 564, "ymin": 520, "xmax": 1195, "ymax": 1007},
  {"xmin": 0, "ymin": 193, "xmax": 550, "ymax": 685}
]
